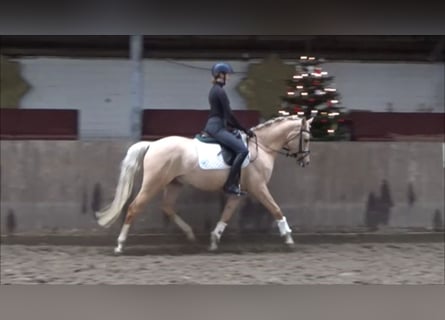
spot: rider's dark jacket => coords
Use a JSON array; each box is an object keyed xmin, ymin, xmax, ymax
[{"xmin": 207, "ymin": 82, "xmax": 246, "ymax": 132}]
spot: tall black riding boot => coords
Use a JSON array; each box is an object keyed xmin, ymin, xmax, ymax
[{"xmin": 223, "ymin": 153, "xmax": 247, "ymax": 196}]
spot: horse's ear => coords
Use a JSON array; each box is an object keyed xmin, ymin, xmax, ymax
[{"xmin": 307, "ymin": 117, "xmax": 314, "ymax": 125}]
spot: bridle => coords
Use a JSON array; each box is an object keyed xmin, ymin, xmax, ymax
[
  {"xmin": 249, "ymin": 123, "xmax": 311, "ymax": 166},
  {"xmin": 284, "ymin": 127, "xmax": 311, "ymax": 165}
]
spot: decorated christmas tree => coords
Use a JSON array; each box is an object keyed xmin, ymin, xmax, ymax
[{"xmin": 278, "ymin": 56, "xmax": 350, "ymax": 140}]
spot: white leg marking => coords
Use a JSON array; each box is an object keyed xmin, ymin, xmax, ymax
[
  {"xmin": 213, "ymin": 221, "xmax": 227, "ymax": 241},
  {"xmin": 277, "ymin": 216, "xmax": 295, "ymax": 246},
  {"xmin": 115, "ymin": 224, "xmax": 130, "ymax": 254},
  {"xmin": 277, "ymin": 216, "xmax": 292, "ymax": 236},
  {"xmin": 172, "ymin": 214, "xmax": 196, "ymax": 241},
  {"xmin": 209, "ymin": 221, "xmax": 227, "ymax": 251}
]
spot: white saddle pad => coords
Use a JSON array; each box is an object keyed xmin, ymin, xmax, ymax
[{"xmin": 194, "ymin": 138, "xmax": 250, "ymax": 170}]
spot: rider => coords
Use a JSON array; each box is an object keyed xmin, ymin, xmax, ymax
[{"xmin": 203, "ymin": 62, "xmax": 254, "ymax": 196}]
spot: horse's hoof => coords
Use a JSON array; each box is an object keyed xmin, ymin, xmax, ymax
[
  {"xmin": 208, "ymin": 232, "xmax": 220, "ymax": 251},
  {"xmin": 187, "ymin": 234, "xmax": 197, "ymax": 243},
  {"xmin": 284, "ymin": 240, "xmax": 296, "ymax": 252},
  {"xmin": 114, "ymin": 247, "xmax": 123, "ymax": 255},
  {"xmin": 208, "ymin": 243, "xmax": 218, "ymax": 252}
]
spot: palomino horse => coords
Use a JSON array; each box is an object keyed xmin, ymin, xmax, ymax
[{"xmin": 96, "ymin": 115, "xmax": 312, "ymax": 253}]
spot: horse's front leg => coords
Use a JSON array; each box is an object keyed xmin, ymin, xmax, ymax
[
  {"xmin": 250, "ymin": 184, "xmax": 295, "ymax": 247},
  {"xmin": 209, "ymin": 195, "xmax": 243, "ymax": 251}
]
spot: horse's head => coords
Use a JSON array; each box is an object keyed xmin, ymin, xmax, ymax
[
  {"xmin": 251, "ymin": 115, "xmax": 313, "ymax": 167},
  {"xmin": 284, "ymin": 117, "xmax": 313, "ymax": 167}
]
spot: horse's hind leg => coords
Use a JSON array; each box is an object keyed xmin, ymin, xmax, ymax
[
  {"xmin": 161, "ymin": 181, "xmax": 196, "ymax": 242},
  {"xmin": 209, "ymin": 195, "xmax": 243, "ymax": 251},
  {"xmin": 115, "ymin": 183, "xmax": 162, "ymax": 255}
]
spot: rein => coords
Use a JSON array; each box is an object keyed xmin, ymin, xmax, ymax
[{"xmin": 248, "ymin": 126, "xmax": 311, "ymax": 163}]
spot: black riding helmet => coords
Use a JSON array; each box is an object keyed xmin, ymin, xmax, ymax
[{"xmin": 211, "ymin": 62, "xmax": 234, "ymax": 77}]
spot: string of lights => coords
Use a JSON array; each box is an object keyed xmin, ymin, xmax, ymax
[{"xmin": 164, "ymin": 59, "xmax": 247, "ymax": 74}]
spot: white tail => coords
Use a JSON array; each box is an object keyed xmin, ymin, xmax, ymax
[{"xmin": 96, "ymin": 141, "xmax": 151, "ymax": 228}]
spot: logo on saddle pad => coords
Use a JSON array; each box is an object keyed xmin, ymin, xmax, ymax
[{"xmin": 194, "ymin": 133, "xmax": 250, "ymax": 170}]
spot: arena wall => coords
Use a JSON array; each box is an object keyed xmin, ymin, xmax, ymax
[{"xmin": 1, "ymin": 140, "xmax": 443, "ymax": 235}]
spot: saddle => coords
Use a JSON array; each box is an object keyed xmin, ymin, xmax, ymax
[{"xmin": 194, "ymin": 130, "xmax": 243, "ymax": 166}]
